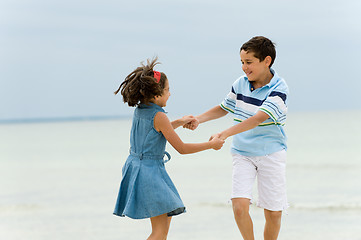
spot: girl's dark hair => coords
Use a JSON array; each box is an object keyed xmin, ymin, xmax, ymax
[
  {"xmin": 240, "ymin": 36, "xmax": 276, "ymax": 68},
  {"xmin": 114, "ymin": 57, "xmax": 167, "ymax": 107}
]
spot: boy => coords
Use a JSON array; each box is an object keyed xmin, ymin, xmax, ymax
[{"xmin": 185, "ymin": 36, "xmax": 289, "ymax": 240}]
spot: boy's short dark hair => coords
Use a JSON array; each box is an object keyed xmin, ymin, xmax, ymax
[{"xmin": 240, "ymin": 36, "xmax": 276, "ymax": 68}]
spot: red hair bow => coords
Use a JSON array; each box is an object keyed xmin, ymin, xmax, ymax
[{"xmin": 153, "ymin": 71, "xmax": 161, "ymax": 83}]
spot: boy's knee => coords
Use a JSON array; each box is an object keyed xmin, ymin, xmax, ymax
[
  {"xmin": 232, "ymin": 199, "xmax": 250, "ymax": 216},
  {"xmin": 265, "ymin": 210, "xmax": 282, "ymax": 223}
]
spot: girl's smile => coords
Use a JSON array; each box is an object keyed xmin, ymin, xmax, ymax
[{"xmin": 154, "ymin": 79, "xmax": 170, "ymax": 107}]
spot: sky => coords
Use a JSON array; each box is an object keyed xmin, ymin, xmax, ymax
[{"xmin": 1, "ymin": 0, "xmax": 361, "ymax": 121}]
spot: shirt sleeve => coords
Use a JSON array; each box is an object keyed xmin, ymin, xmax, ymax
[
  {"xmin": 259, "ymin": 90, "xmax": 288, "ymax": 123},
  {"xmin": 220, "ymin": 86, "xmax": 237, "ymax": 113}
]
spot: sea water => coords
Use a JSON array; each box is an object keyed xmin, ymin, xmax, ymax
[{"xmin": 1, "ymin": 111, "xmax": 361, "ymax": 240}]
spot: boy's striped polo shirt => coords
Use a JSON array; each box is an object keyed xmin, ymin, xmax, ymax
[{"xmin": 221, "ymin": 68, "xmax": 289, "ymax": 156}]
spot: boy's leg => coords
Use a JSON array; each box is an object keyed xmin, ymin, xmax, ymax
[
  {"xmin": 264, "ymin": 209, "xmax": 282, "ymax": 240},
  {"xmin": 232, "ymin": 198, "xmax": 254, "ymax": 240},
  {"xmin": 231, "ymin": 154, "xmax": 257, "ymax": 240},
  {"xmin": 148, "ymin": 214, "xmax": 172, "ymax": 240},
  {"xmin": 257, "ymin": 150, "xmax": 287, "ymax": 240}
]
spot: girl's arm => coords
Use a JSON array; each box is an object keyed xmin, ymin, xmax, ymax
[
  {"xmin": 216, "ymin": 111, "xmax": 269, "ymax": 140},
  {"xmin": 154, "ymin": 112, "xmax": 224, "ymax": 154}
]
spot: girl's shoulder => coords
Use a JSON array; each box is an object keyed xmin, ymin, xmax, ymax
[
  {"xmin": 135, "ymin": 103, "xmax": 165, "ymax": 120},
  {"xmin": 153, "ymin": 111, "xmax": 169, "ymax": 132}
]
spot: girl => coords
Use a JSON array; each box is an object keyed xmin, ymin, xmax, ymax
[{"xmin": 113, "ymin": 58, "xmax": 224, "ymax": 240}]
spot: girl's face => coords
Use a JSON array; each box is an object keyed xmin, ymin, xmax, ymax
[{"xmin": 154, "ymin": 79, "xmax": 170, "ymax": 107}]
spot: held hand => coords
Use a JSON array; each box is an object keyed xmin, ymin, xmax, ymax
[
  {"xmin": 209, "ymin": 132, "xmax": 228, "ymax": 141},
  {"xmin": 183, "ymin": 117, "xmax": 199, "ymax": 130},
  {"xmin": 209, "ymin": 133, "xmax": 221, "ymax": 141},
  {"xmin": 181, "ymin": 115, "xmax": 195, "ymax": 124},
  {"xmin": 210, "ymin": 135, "xmax": 225, "ymax": 150}
]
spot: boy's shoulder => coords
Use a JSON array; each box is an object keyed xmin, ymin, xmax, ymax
[
  {"xmin": 268, "ymin": 69, "xmax": 289, "ymax": 94},
  {"xmin": 272, "ymin": 76, "xmax": 289, "ymax": 95}
]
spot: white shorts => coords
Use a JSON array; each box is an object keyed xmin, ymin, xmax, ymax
[{"xmin": 231, "ymin": 150, "xmax": 288, "ymax": 211}]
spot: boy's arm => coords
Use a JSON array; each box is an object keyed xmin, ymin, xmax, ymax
[
  {"xmin": 184, "ymin": 105, "xmax": 228, "ymax": 130},
  {"xmin": 155, "ymin": 112, "xmax": 225, "ymax": 154},
  {"xmin": 216, "ymin": 111, "xmax": 269, "ymax": 140},
  {"xmin": 196, "ymin": 105, "xmax": 228, "ymax": 124}
]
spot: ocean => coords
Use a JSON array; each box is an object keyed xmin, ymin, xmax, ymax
[{"xmin": 1, "ymin": 111, "xmax": 361, "ymax": 240}]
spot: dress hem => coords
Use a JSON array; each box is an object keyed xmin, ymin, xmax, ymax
[{"xmin": 113, "ymin": 206, "xmax": 186, "ymax": 220}]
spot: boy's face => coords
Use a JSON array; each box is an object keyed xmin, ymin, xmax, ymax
[{"xmin": 240, "ymin": 50, "xmax": 271, "ymax": 83}]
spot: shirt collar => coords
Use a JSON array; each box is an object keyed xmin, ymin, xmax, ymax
[
  {"xmin": 247, "ymin": 68, "xmax": 279, "ymax": 91},
  {"xmin": 265, "ymin": 68, "xmax": 279, "ymax": 88}
]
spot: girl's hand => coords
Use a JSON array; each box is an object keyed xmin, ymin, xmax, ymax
[
  {"xmin": 183, "ymin": 117, "xmax": 199, "ymax": 130},
  {"xmin": 210, "ymin": 136, "xmax": 225, "ymax": 150}
]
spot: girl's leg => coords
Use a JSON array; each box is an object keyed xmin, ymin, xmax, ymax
[
  {"xmin": 232, "ymin": 198, "xmax": 254, "ymax": 240},
  {"xmin": 147, "ymin": 214, "xmax": 172, "ymax": 240},
  {"xmin": 166, "ymin": 216, "xmax": 172, "ymax": 236}
]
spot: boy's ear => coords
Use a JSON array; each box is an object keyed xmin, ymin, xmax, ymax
[{"xmin": 265, "ymin": 56, "xmax": 272, "ymax": 67}]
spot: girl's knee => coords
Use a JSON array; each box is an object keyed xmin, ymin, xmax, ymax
[
  {"xmin": 148, "ymin": 230, "xmax": 168, "ymax": 240},
  {"xmin": 149, "ymin": 214, "xmax": 170, "ymax": 240}
]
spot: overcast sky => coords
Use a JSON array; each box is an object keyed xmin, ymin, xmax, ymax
[{"xmin": 1, "ymin": 0, "xmax": 360, "ymax": 120}]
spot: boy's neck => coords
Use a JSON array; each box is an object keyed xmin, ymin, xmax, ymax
[{"xmin": 251, "ymin": 69, "xmax": 273, "ymax": 89}]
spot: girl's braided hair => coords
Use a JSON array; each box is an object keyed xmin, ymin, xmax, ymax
[{"xmin": 114, "ymin": 57, "xmax": 167, "ymax": 107}]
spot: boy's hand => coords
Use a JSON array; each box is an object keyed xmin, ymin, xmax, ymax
[
  {"xmin": 183, "ymin": 117, "xmax": 199, "ymax": 130},
  {"xmin": 171, "ymin": 115, "xmax": 198, "ymax": 130},
  {"xmin": 209, "ymin": 133, "xmax": 219, "ymax": 141},
  {"xmin": 181, "ymin": 115, "xmax": 196, "ymax": 125},
  {"xmin": 209, "ymin": 132, "xmax": 227, "ymax": 141},
  {"xmin": 209, "ymin": 135, "xmax": 225, "ymax": 150}
]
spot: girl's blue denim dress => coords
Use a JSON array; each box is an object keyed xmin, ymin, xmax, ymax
[{"xmin": 113, "ymin": 103, "xmax": 185, "ymax": 219}]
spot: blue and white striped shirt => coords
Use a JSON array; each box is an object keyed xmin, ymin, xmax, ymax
[{"xmin": 221, "ymin": 68, "xmax": 289, "ymax": 156}]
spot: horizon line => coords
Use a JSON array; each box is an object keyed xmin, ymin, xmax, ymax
[{"xmin": 0, "ymin": 115, "xmax": 132, "ymax": 124}]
